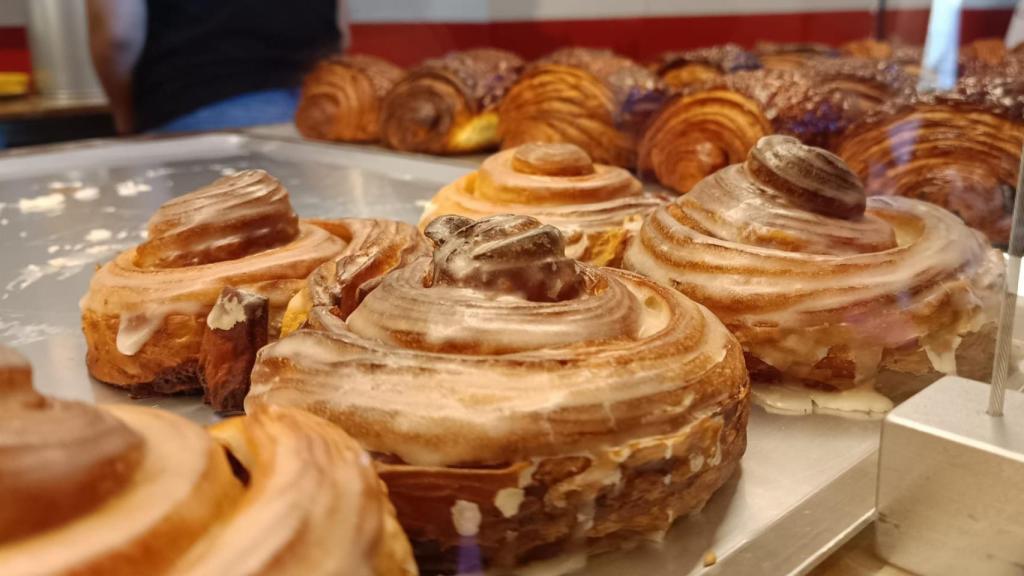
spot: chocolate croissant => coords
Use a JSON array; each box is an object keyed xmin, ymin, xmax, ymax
[
  {"xmin": 248, "ymin": 214, "xmax": 750, "ymax": 572},
  {"xmin": 625, "ymin": 136, "xmax": 1003, "ymax": 398},
  {"xmin": 651, "ymin": 44, "xmax": 761, "ymax": 91},
  {"xmin": 419, "ymin": 142, "xmax": 668, "ymax": 266},
  {"xmin": 0, "ymin": 346, "xmax": 416, "ymax": 576},
  {"xmin": 498, "ymin": 47, "xmax": 666, "ymax": 168},
  {"xmin": 836, "ymin": 78, "xmax": 1024, "ymax": 245},
  {"xmin": 379, "ymin": 48, "xmax": 524, "ymax": 154},
  {"xmin": 639, "ymin": 60, "xmax": 913, "ymax": 194},
  {"xmin": 81, "ymin": 169, "xmax": 425, "ymax": 397},
  {"xmin": 295, "ymin": 54, "xmax": 405, "ymax": 142}
]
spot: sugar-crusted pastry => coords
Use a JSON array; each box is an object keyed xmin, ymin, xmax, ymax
[
  {"xmin": 419, "ymin": 142, "xmax": 668, "ymax": 266},
  {"xmin": 0, "ymin": 346, "xmax": 416, "ymax": 576},
  {"xmin": 379, "ymin": 48, "xmax": 524, "ymax": 154},
  {"xmin": 248, "ymin": 214, "xmax": 750, "ymax": 572},
  {"xmin": 81, "ymin": 169, "xmax": 426, "ymax": 398},
  {"xmin": 625, "ymin": 135, "xmax": 1003, "ymax": 397},
  {"xmin": 651, "ymin": 44, "xmax": 761, "ymax": 91}
]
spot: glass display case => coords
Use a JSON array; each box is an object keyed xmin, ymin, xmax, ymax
[{"xmin": 0, "ymin": 1, "xmax": 1021, "ymax": 574}]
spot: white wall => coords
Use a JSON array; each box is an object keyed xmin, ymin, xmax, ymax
[{"xmin": 0, "ymin": 0, "xmax": 25, "ymax": 26}]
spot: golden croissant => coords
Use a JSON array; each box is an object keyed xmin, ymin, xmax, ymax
[
  {"xmin": 639, "ymin": 60, "xmax": 912, "ymax": 194},
  {"xmin": 836, "ymin": 77, "xmax": 1024, "ymax": 246},
  {"xmin": 625, "ymin": 135, "xmax": 1002, "ymax": 404},
  {"xmin": 248, "ymin": 214, "xmax": 750, "ymax": 572},
  {"xmin": 0, "ymin": 346, "xmax": 416, "ymax": 576},
  {"xmin": 379, "ymin": 48, "xmax": 524, "ymax": 154},
  {"xmin": 295, "ymin": 54, "xmax": 405, "ymax": 142},
  {"xmin": 81, "ymin": 169, "xmax": 425, "ymax": 400},
  {"xmin": 419, "ymin": 142, "xmax": 668, "ymax": 266},
  {"xmin": 651, "ymin": 44, "xmax": 761, "ymax": 91},
  {"xmin": 498, "ymin": 47, "xmax": 666, "ymax": 168}
]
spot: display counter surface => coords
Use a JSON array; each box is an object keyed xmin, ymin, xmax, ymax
[{"xmin": 0, "ymin": 132, "xmax": 881, "ymax": 575}]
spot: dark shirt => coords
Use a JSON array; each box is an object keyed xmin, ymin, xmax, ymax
[{"xmin": 134, "ymin": 0, "xmax": 339, "ymax": 131}]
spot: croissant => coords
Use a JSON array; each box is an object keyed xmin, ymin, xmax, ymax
[
  {"xmin": 754, "ymin": 41, "xmax": 838, "ymax": 70},
  {"xmin": 81, "ymin": 169, "xmax": 425, "ymax": 397},
  {"xmin": 379, "ymin": 48, "xmax": 524, "ymax": 154},
  {"xmin": 639, "ymin": 60, "xmax": 913, "ymax": 194},
  {"xmin": 0, "ymin": 346, "xmax": 416, "ymax": 576},
  {"xmin": 651, "ymin": 44, "xmax": 761, "ymax": 91},
  {"xmin": 248, "ymin": 214, "xmax": 750, "ymax": 572},
  {"xmin": 840, "ymin": 39, "xmax": 923, "ymax": 74},
  {"xmin": 295, "ymin": 54, "xmax": 405, "ymax": 142},
  {"xmin": 498, "ymin": 47, "xmax": 666, "ymax": 168},
  {"xmin": 419, "ymin": 142, "xmax": 668, "ymax": 266},
  {"xmin": 836, "ymin": 78, "xmax": 1024, "ymax": 245},
  {"xmin": 625, "ymin": 135, "xmax": 1003, "ymax": 401}
]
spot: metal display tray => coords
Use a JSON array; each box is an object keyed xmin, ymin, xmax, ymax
[{"xmin": 0, "ymin": 132, "xmax": 878, "ymax": 575}]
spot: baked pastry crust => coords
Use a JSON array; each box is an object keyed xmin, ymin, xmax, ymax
[
  {"xmin": 419, "ymin": 142, "xmax": 668, "ymax": 266},
  {"xmin": 295, "ymin": 54, "xmax": 405, "ymax": 142},
  {"xmin": 498, "ymin": 47, "xmax": 666, "ymax": 168},
  {"xmin": 379, "ymin": 48, "xmax": 524, "ymax": 154},
  {"xmin": 651, "ymin": 44, "xmax": 761, "ymax": 91},
  {"xmin": 248, "ymin": 214, "xmax": 750, "ymax": 571},
  {"xmin": 0, "ymin": 347, "xmax": 417, "ymax": 576},
  {"xmin": 625, "ymin": 135, "xmax": 1003, "ymax": 392},
  {"xmin": 81, "ymin": 169, "xmax": 424, "ymax": 395}
]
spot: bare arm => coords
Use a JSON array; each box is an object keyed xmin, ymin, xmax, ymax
[{"xmin": 87, "ymin": 0, "xmax": 147, "ymax": 134}]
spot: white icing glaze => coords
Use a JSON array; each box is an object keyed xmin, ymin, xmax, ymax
[
  {"xmin": 85, "ymin": 228, "xmax": 112, "ymax": 243},
  {"xmin": 18, "ymin": 193, "xmax": 65, "ymax": 214},
  {"xmin": 451, "ymin": 499, "xmax": 482, "ymax": 537},
  {"xmin": 494, "ymin": 488, "xmax": 525, "ymax": 518},
  {"xmin": 752, "ymin": 383, "xmax": 894, "ymax": 420},
  {"xmin": 689, "ymin": 453, "xmax": 705, "ymax": 473},
  {"xmin": 116, "ymin": 180, "xmax": 152, "ymax": 197},
  {"xmin": 72, "ymin": 187, "xmax": 100, "ymax": 201},
  {"xmin": 206, "ymin": 296, "xmax": 247, "ymax": 331},
  {"xmin": 115, "ymin": 302, "xmax": 205, "ymax": 356}
]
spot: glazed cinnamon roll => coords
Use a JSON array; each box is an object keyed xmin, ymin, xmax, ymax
[
  {"xmin": 248, "ymin": 214, "xmax": 750, "ymax": 572},
  {"xmin": 0, "ymin": 346, "xmax": 416, "ymax": 576},
  {"xmin": 379, "ymin": 48, "xmax": 524, "ymax": 154},
  {"xmin": 651, "ymin": 44, "xmax": 761, "ymax": 91},
  {"xmin": 419, "ymin": 142, "xmax": 668, "ymax": 266},
  {"xmin": 81, "ymin": 169, "xmax": 425, "ymax": 396},
  {"xmin": 498, "ymin": 47, "xmax": 666, "ymax": 168},
  {"xmin": 625, "ymin": 136, "xmax": 1003, "ymax": 399},
  {"xmin": 836, "ymin": 79, "xmax": 1024, "ymax": 245},
  {"xmin": 639, "ymin": 61, "xmax": 912, "ymax": 194},
  {"xmin": 295, "ymin": 54, "xmax": 405, "ymax": 142}
]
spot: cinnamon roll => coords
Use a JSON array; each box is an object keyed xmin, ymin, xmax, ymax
[
  {"xmin": 836, "ymin": 79, "xmax": 1024, "ymax": 245},
  {"xmin": 625, "ymin": 135, "xmax": 1003, "ymax": 398},
  {"xmin": 419, "ymin": 142, "xmax": 668, "ymax": 266},
  {"xmin": 498, "ymin": 47, "xmax": 666, "ymax": 168},
  {"xmin": 81, "ymin": 169, "xmax": 425, "ymax": 396},
  {"xmin": 651, "ymin": 44, "xmax": 761, "ymax": 91},
  {"xmin": 379, "ymin": 48, "xmax": 524, "ymax": 154},
  {"xmin": 639, "ymin": 61, "xmax": 913, "ymax": 194},
  {"xmin": 295, "ymin": 54, "xmax": 405, "ymax": 142},
  {"xmin": 0, "ymin": 346, "xmax": 416, "ymax": 576},
  {"xmin": 248, "ymin": 214, "xmax": 750, "ymax": 572}
]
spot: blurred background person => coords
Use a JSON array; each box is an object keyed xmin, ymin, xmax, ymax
[{"xmin": 87, "ymin": 0, "xmax": 348, "ymax": 134}]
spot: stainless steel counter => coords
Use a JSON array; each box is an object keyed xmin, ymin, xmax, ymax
[{"xmin": 0, "ymin": 132, "xmax": 880, "ymax": 575}]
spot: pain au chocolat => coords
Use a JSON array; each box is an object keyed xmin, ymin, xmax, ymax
[
  {"xmin": 295, "ymin": 54, "xmax": 405, "ymax": 142},
  {"xmin": 81, "ymin": 169, "xmax": 427, "ymax": 398},
  {"xmin": 0, "ymin": 346, "xmax": 416, "ymax": 576},
  {"xmin": 419, "ymin": 142, "xmax": 669, "ymax": 266},
  {"xmin": 247, "ymin": 214, "xmax": 750, "ymax": 572},
  {"xmin": 379, "ymin": 48, "xmax": 524, "ymax": 154},
  {"xmin": 625, "ymin": 135, "xmax": 1003, "ymax": 404}
]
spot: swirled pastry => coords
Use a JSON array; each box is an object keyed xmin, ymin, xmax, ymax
[
  {"xmin": 0, "ymin": 346, "xmax": 416, "ymax": 576},
  {"xmin": 379, "ymin": 48, "xmax": 524, "ymax": 154},
  {"xmin": 625, "ymin": 135, "xmax": 1003, "ymax": 394},
  {"xmin": 295, "ymin": 54, "xmax": 405, "ymax": 142},
  {"xmin": 248, "ymin": 214, "xmax": 750, "ymax": 572},
  {"xmin": 651, "ymin": 44, "xmax": 761, "ymax": 91},
  {"xmin": 639, "ymin": 61, "xmax": 913, "ymax": 194},
  {"xmin": 81, "ymin": 169, "xmax": 424, "ymax": 396},
  {"xmin": 419, "ymin": 142, "xmax": 668, "ymax": 266},
  {"xmin": 754, "ymin": 42, "xmax": 838, "ymax": 70},
  {"xmin": 498, "ymin": 47, "xmax": 666, "ymax": 168},
  {"xmin": 836, "ymin": 78, "xmax": 1024, "ymax": 245}
]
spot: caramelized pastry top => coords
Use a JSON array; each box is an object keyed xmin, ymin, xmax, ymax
[
  {"xmin": 407, "ymin": 48, "xmax": 524, "ymax": 113},
  {"xmin": 653, "ymin": 44, "xmax": 761, "ymax": 77}
]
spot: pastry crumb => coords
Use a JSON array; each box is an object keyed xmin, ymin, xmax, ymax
[{"xmin": 703, "ymin": 550, "xmax": 717, "ymax": 567}]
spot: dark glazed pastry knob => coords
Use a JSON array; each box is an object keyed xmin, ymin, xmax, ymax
[
  {"xmin": 424, "ymin": 214, "xmax": 585, "ymax": 302},
  {"xmin": 746, "ymin": 135, "xmax": 866, "ymax": 220},
  {"xmin": 511, "ymin": 142, "xmax": 596, "ymax": 177}
]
